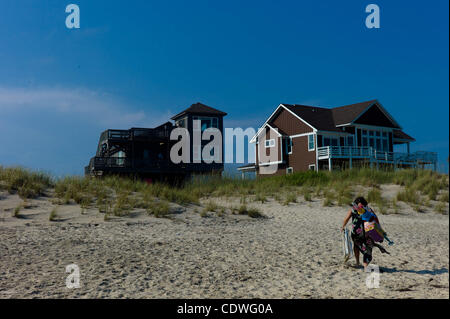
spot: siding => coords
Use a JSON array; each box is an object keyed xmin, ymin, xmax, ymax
[
  {"xmin": 270, "ymin": 108, "xmax": 314, "ymax": 135},
  {"xmin": 354, "ymin": 105, "xmax": 398, "ymax": 128},
  {"xmin": 284, "ymin": 135, "xmax": 317, "ymax": 173},
  {"xmin": 256, "ymin": 127, "xmax": 282, "ymax": 165}
]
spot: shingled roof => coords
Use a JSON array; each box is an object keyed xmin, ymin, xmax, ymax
[
  {"xmin": 282, "ymin": 104, "xmax": 341, "ymax": 132},
  {"xmin": 279, "ymin": 99, "xmax": 397, "ymax": 132},
  {"xmin": 331, "ymin": 100, "xmax": 377, "ymax": 126},
  {"xmin": 171, "ymin": 102, "xmax": 227, "ymax": 120},
  {"xmin": 393, "ymin": 129, "xmax": 415, "ymax": 141}
]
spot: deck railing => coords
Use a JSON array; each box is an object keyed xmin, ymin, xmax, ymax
[
  {"xmin": 87, "ymin": 156, "xmax": 224, "ymax": 173},
  {"xmin": 317, "ymin": 146, "xmax": 437, "ymax": 165},
  {"xmin": 105, "ymin": 129, "xmax": 169, "ymax": 141}
]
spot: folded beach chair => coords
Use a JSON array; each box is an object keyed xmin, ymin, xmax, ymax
[{"xmin": 342, "ymin": 228, "xmax": 354, "ymax": 262}]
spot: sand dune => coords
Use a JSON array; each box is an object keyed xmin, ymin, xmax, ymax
[{"xmin": 0, "ymin": 189, "xmax": 448, "ymax": 299}]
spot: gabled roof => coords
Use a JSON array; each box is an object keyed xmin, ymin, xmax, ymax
[
  {"xmin": 331, "ymin": 100, "xmax": 377, "ymax": 126},
  {"xmin": 171, "ymin": 102, "xmax": 227, "ymax": 120},
  {"xmin": 282, "ymin": 104, "xmax": 341, "ymax": 132},
  {"xmin": 251, "ymin": 99, "xmax": 408, "ymax": 142}
]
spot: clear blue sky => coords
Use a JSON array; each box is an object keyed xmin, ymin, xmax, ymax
[{"xmin": 0, "ymin": 0, "xmax": 448, "ymax": 176}]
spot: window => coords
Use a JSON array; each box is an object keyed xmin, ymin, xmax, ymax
[
  {"xmin": 175, "ymin": 117, "xmax": 187, "ymax": 128},
  {"xmin": 286, "ymin": 167, "xmax": 293, "ymax": 175},
  {"xmin": 265, "ymin": 139, "xmax": 275, "ymax": 148},
  {"xmin": 382, "ymin": 139, "xmax": 388, "ymax": 151},
  {"xmin": 308, "ymin": 134, "xmax": 315, "ymax": 151},
  {"xmin": 362, "ymin": 137, "xmax": 368, "ymax": 147},
  {"xmin": 360, "ymin": 128, "xmax": 389, "ymax": 151},
  {"xmin": 193, "ymin": 116, "xmax": 218, "ymax": 132},
  {"xmin": 285, "ymin": 137, "xmax": 293, "ymax": 154},
  {"xmin": 376, "ymin": 139, "xmax": 382, "ymax": 151},
  {"xmin": 323, "ymin": 137, "xmax": 338, "ymax": 147},
  {"xmin": 309, "ymin": 164, "xmax": 315, "ymax": 171},
  {"xmin": 347, "ymin": 136, "xmax": 354, "ymax": 146}
]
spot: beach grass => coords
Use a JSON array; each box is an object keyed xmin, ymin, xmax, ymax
[
  {"xmin": 49, "ymin": 208, "xmax": 58, "ymax": 221},
  {"xmin": 1, "ymin": 166, "xmax": 448, "ymax": 215}
]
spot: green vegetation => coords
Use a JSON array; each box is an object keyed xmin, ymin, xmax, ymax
[
  {"xmin": 235, "ymin": 204, "xmax": 265, "ymax": 218},
  {"xmin": 146, "ymin": 200, "xmax": 170, "ymax": 218},
  {"xmin": 13, "ymin": 204, "xmax": 22, "ymax": 218},
  {"xmin": 49, "ymin": 208, "xmax": 58, "ymax": 221},
  {"xmin": 283, "ymin": 193, "xmax": 297, "ymax": 205},
  {"xmin": 0, "ymin": 166, "xmax": 52, "ymax": 199},
  {"xmin": 435, "ymin": 202, "xmax": 446, "ymax": 214},
  {"xmin": 1, "ymin": 166, "xmax": 448, "ymax": 217}
]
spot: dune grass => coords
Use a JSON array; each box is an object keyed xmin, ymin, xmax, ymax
[
  {"xmin": 49, "ymin": 208, "xmax": 58, "ymax": 221},
  {"xmin": 0, "ymin": 166, "xmax": 53, "ymax": 199},
  {"xmin": 1, "ymin": 166, "xmax": 448, "ymax": 216}
]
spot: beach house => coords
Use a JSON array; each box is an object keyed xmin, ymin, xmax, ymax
[
  {"xmin": 85, "ymin": 103, "xmax": 227, "ymax": 180},
  {"xmin": 239, "ymin": 100, "xmax": 437, "ymax": 177}
]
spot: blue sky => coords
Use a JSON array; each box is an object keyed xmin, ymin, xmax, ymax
[{"xmin": 0, "ymin": 0, "xmax": 448, "ymax": 176}]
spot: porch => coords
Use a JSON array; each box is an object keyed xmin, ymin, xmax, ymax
[{"xmin": 317, "ymin": 146, "xmax": 437, "ymax": 171}]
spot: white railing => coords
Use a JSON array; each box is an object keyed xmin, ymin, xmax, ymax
[{"xmin": 317, "ymin": 146, "xmax": 437, "ymax": 165}]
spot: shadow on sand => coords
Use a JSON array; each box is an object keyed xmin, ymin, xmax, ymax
[{"xmin": 380, "ymin": 267, "xmax": 448, "ymax": 276}]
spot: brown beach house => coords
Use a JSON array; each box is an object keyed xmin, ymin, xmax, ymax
[{"xmin": 238, "ymin": 100, "xmax": 437, "ymax": 177}]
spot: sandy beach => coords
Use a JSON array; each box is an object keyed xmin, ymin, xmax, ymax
[{"xmin": 0, "ymin": 186, "xmax": 448, "ymax": 299}]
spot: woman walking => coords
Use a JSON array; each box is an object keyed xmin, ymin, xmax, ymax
[{"xmin": 341, "ymin": 197, "xmax": 375, "ymax": 271}]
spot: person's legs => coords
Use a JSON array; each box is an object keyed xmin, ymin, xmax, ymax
[
  {"xmin": 362, "ymin": 242, "xmax": 373, "ymax": 272},
  {"xmin": 354, "ymin": 245, "xmax": 360, "ymax": 266}
]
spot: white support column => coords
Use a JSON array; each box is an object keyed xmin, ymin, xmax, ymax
[{"xmin": 328, "ymin": 158, "xmax": 332, "ymax": 171}]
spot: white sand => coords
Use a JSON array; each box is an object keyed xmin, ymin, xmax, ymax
[{"xmin": 0, "ymin": 188, "xmax": 448, "ymax": 299}]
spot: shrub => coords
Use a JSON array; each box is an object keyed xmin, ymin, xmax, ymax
[
  {"xmin": 49, "ymin": 208, "xmax": 58, "ymax": 221},
  {"xmin": 247, "ymin": 207, "xmax": 264, "ymax": 218},
  {"xmin": 255, "ymin": 193, "xmax": 267, "ymax": 203},
  {"xmin": 283, "ymin": 193, "xmax": 297, "ymax": 205},
  {"xmin": 323, "ymin": 197, "xmax": 333, "ymax": 207},
  {"xmin": 147, "ymin": 200, "xmax": 170, "ymax": 218},
  {"xmin": 435, "ymin": 202, "xmax": 446, "ymax": 214},
  {"xmin": 396, "ymin": 187, "xmax": 419, "ymax": 205},
  {"xmin": 204, "ymin": 201, "xmax": 219, "ymax": 212},
  {"xmin": 439, "ymin": 192, "xmax": 449, "ymax": 203},
  {"xmin": 368, "ymin": 188, "xmax": 382, "ymax": 204},
  {"xmin": 303, "ymin": 191, "xmax": 312, "ymax": 202},
  {"xmin": 13, "ymin": 205, "xmax": 22, "ymax": 218}
]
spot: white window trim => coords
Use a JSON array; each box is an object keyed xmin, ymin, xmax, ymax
[
  {"xmin": 309, "ymin": 164, "xmax": 315, "ymax": 171},
  {"xmin": 308, "ymin": 134, "xmax": 315, "ymax": 151},
  {"xmin": 286, "ymin": 167, "xmax": 293, "ymax": 174},
  {"xmin": 287, "ymin": 137, "xmax": 293, "ymax": 154},
  {"xmin": 250, "ymin": 103, "xmax": 317, "ymax": 143},
  {"xmin": 265, "ymin": 139, "xmax": 275, "ymax": 148}
]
